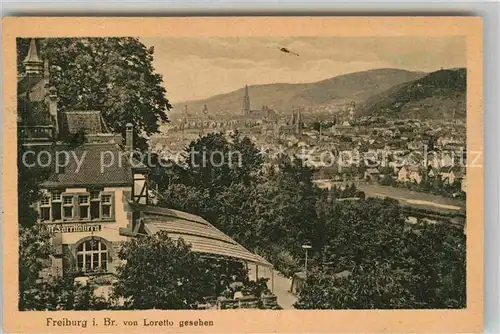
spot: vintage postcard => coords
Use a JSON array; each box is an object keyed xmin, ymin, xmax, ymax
[{"xmin": 2, "ymin": 17, "xmax": 483, "ymax": 333}]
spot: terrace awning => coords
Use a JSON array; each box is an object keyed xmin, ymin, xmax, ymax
[{"xmin": 133, "ymin": 204, "xmax": 273, "ymax": 268}]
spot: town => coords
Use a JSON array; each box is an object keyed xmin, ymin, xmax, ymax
[
  {"xmin": 152, "ymin": 83, "xmax": 467, "ymax": 201},
  {"xmin": 17, "ymin": 37, "xmax": 467, "ymax": 311}
]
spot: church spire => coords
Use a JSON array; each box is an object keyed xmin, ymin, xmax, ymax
[
  {"xmin": 23, "ymin": 38, "xmax": 43, "ymax": 75},
  {"xmin": 242, "ymin": 85, "xmax": 250, "ymax": 115}
]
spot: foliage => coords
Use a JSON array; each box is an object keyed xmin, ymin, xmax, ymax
[
  {"xmin": 361, "ymin": 68, "xmax": 466, "ymax": 118},
  {"xmin": 295, "ymin": 265, "xmax": 420, "ymax": 309},
  {"xmin": 154, "ymin": 132, "xmax": 466, "ymax": 310},
  {"xmin": 295, "ymin": 199, "xmax": 466, "ymax": 309},
  {"xmin": 242, "ymin": 278, "xmax": 271, "ymax": 298},
  {"xmin": 19, "ymin": 273, "xmax": 110, "ymax": 311},
  {"xmin": 328, "ymin": 183, "xmax": 363, "ymax": 200},
  {"xmin": 18, "ymin": 225, "xmax": 53, "ymax": 295},
  {"xmin": 113, "ymin": 231, "xmax": 236, "ymax": 309},
  {"xmin": 379, "ymin": 172, "xmax": 465, "ymax": 199},
  {"xmin": 18, "ymin": 37, "xmax": 171, "ymax": 150}
]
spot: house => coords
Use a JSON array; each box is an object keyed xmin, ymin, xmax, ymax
[
  {"xmin": 440, "ymin": 166, "xmax": 465, "ymax": 185},
  {"xmin": 407, "ymin": 140, "xmax": 424, "ymax": 151},
  {"xmin": 398, "ymin": 166, "xmax": 422, "ymax": 184},
  {"xmin": 426, "ymin": 166, "xmax": 438, "ymax": 178},
  {"xmin": 364, "ymin": 168, "xmax": 381, "ymax": 182},
  {"xmin": 20, "ymin": 39, "xmax": 272, "ymax": 293}
]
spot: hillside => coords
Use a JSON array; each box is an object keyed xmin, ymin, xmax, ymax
[
  {"xmin": 172, "ymin": 68, "xmax": 425, "ymax": 118},
  {"xmin": 358, "ymin": 68, "xmax": 466, "ymax": 119}
]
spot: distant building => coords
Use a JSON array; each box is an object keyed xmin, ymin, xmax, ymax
[
  {"xmin": 348, "ymin": 101, "xmax": 356, "ymax": 123},
  {"xmin": 440, "ymin": 166, "xmax": 464, "ymax": 185},
  {"xmin": 398, "ymin": 166, "xmax": 422, "ymax": 184},
  {"xmin": 364, "ymin": 168, "xmax": 381, "ymax": 182},
  {"xmin": 241, "ymin": 85, "xmax": 277, "ymax": 120},
  {"xmin": 277, "ymin": 107, "xmax": 304, "ymax": 138}
]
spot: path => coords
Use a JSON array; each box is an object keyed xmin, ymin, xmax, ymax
[{"xmin": 248, "ymin": 264, "xmax": 297, "ymax": 309}]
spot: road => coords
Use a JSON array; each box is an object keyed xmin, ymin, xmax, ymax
[
  {"xmin": 313, "ymin": 179, "xmax": 465, "ymax": 214},
  {"xmin": 247, "ymin": 264, "xmax": 297, "ymax": 309}
]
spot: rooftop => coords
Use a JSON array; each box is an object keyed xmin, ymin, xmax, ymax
[
  {"xmin": 32, "ymin": 142, "xmax": 134, "ymax": 188},
  {"xmin": 134, "ymin": 204, "xmax": 273, "ymax": 268}
]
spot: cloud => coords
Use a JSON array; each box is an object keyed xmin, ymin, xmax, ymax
[{"xmin": 142, "ymin": 36, "xmax": 466, "ymax": 102}]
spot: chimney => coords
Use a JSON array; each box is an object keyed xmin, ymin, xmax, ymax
[
  {"xmin": 47, "ymin": 86, "xmax": 59, "ymax": 136},
  {"xmin": 125, "ymin": 123, "xmax": 134, "ymax": 151}
]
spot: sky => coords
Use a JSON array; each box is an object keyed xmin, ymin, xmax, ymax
[{"xmin": 141, "ymin": 36, "xmax": 466, "ymax": 104}]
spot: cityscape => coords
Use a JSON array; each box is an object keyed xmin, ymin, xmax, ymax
[{"xmin": 17, "ymin": 36, "xmax": 466, "ymax": 311}]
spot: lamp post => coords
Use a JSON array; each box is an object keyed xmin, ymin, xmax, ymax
[{"xmin": 302, "ymin": 243, "xmax": 312, "ymax": 280}]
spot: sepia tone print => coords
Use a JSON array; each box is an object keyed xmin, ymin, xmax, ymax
[
  {"xmin": 17, "ymin": 35, "xmax": 467, "ymax": 311},
  {"xmin": 3, "ymin": 17, "xmax": 483, "ymax": 334}
]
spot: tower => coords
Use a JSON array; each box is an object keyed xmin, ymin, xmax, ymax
[
  {"xmin": 296, "ymin": 107, "xmax": 303, "ymax": 137},
  {"xmin": 348, "ymin": 101, "xmax": 356, "ymax": 123},
  {"xmin": 23, "ymin": 39, "xmax": 44, "ymax": 76},
  {"xmin": 242, "ymin": 85, "xmax": 250, "ymax": 116},
  {"xmin": 291, "ymin": 108, "xmax": 296, "ymax": 125}
]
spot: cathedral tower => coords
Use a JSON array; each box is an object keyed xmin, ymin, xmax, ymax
[{"xmin": 242, "ymin": 85, "xmax": 250, "ymax": 116}]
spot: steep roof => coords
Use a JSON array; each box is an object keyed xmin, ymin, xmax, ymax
[
  {"xmin": 62, "ymin": 111, "xmax": 108, "ymax": 135},
  {"xmin": 24, "ymin": 38, "xmax": 42, "ymax": 64},
  {"xmin": 36, "ymin": 142, "xmax": 134, "ymax": 188},
  {"xmin": 365, "ymin": 168, "xmax": 380, "ymax": 174}
]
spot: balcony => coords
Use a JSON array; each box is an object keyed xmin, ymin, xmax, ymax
[{"xmin": 19, "ymin": 125, "xmax": 55, "ymax": 141}]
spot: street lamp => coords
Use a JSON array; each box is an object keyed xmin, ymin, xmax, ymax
[{"xmin": 301, "ymin": 243, "xmax": 312, "ymax": 280}]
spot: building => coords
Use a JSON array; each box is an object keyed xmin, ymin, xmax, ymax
[
  {"xmin": 397, "ymin": 166, "xmax": 422, "ymax": 184},
  {"xmin": 364, "ymin": 168, "xmax": 381, "ymax": 182},
  {"xmin": 347, "ymin": 101, "xmax": 356, "ymax": 123},
  {"xmin": 461, "ymin": 174, "xmax": 467, "ymax": 193},
  {"xmin": 439, "ymin": 166, "xmax": 465, "ymax": 185},
  {"xmin": 19, "ymin": 39, "xmax": 273, "ymax": 294},
  {"xmin": 241, "ymin": 85, "xmax": 277, "ymax": 120}
]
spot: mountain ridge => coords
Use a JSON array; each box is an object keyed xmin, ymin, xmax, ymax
[
  {"xmin": 171, "ymin": 68, "xmax": 426, "ymax": 118},
  {"xmin": 358, "ymin": 68, "xmax": 466, "ymax": 119}
]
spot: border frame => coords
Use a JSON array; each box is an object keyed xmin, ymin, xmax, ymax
[{"xmin": 2, "ymin": 16, "xmax": 484, "ymax": 333}]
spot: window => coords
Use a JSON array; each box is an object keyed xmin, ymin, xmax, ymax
[
  {"xmin": 78, "ymin": 195, "xmax": 89, "ymax": 219},
  {"xmin": 40, "ymin": 196, "xmax": 51, "ymax": 221},
  {"xmin": 62, "ymin": 196, "xmax": 73, "ymax": 219},
  {"xmin": 38, "ymin": 190, "xmax": 113, "ymax": 222},
  {"xmin": 101, "ymin": 195, "xmax": 112, "ymax": 218},
  {"xmin": 52, "ymin": 202, "xmax": 62, "ymax": 220},
  {"xmin": 52, "ymin": 191, "xmax": 62, "ymax": 201},
  {"xmin": 40, "ymin": 207, "xmax": 51, "ymax": 221},
  {"xmin": 51, "ymin": 191, "xmax": 62, "ymax": 221},
  {"xmin": 76, "ymin": 239, "xmax": 108, "ymax": 273}
]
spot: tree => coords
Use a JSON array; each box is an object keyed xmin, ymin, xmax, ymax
[
  {"xmin": 18, "ymin": 225, "xmax": 53, "ymax": 297},
  {"xmin": 295, "ymin": 264, "xmax": 419, "ymax": 309},
  {"xmin": 312, "ymin": 121, "xmax": 321, "ymax": 132},
  {"xmin": 296, "ymin": 198, "xmax": 466, "ymax": 309},
  {"xmin": 156, "ymin": 132, "xmax": 263, "ymax": 227},
  {"xmin": 113, "ymin": 231, "xmax": 220, "ymax": 309},
  {"xmin": 20, "ymin": 273, "xmax": 109, "ymax": 311},
  {"xmin": 249, "ymin": 155, "xmax": 320, "ymax": 257},
  {"xmin": 18, "ymin": 37, "xmax": 171, "ymax": 150},
  {"xmin": 17, "ymin": 132, "xmax": 56, "ymax": 307}
]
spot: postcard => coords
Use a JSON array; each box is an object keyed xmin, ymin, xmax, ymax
[{"xmin": 2, "ymin": 17, "xmax": 483, "ymax": 333}]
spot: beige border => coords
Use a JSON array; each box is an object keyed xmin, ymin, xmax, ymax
[{"xmin": 2, "ymin": 17, "xmax": 483, "ymax": 333}]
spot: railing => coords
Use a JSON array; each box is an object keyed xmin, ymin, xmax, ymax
[{"xmin": 19, "ymin": 125, "xmax": 54, "ymax": 140}]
